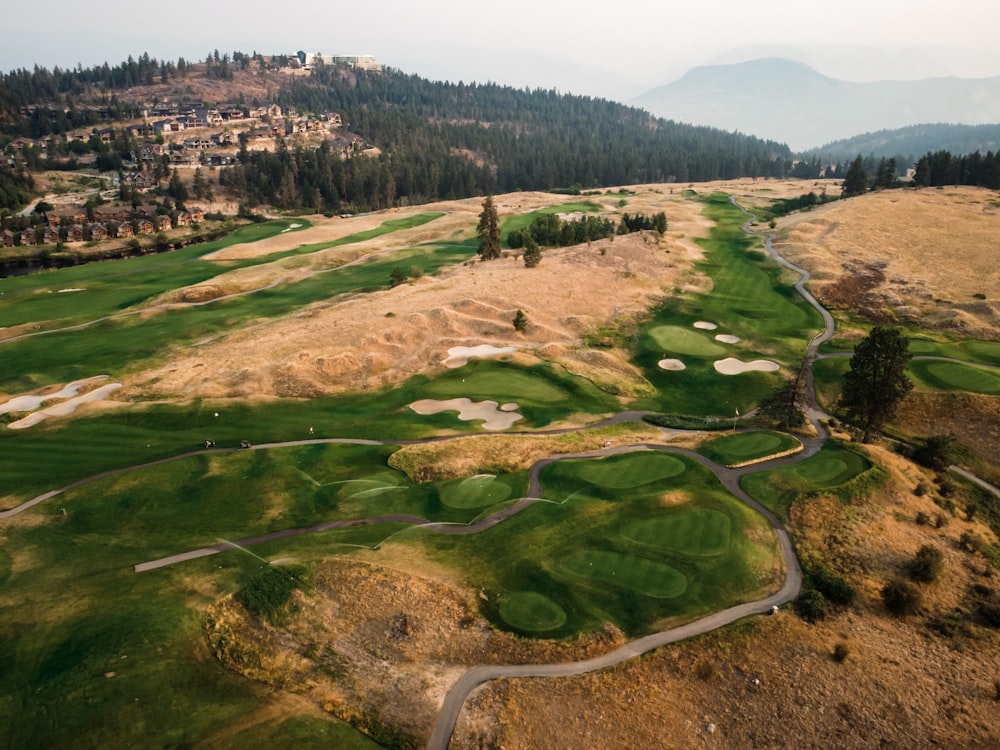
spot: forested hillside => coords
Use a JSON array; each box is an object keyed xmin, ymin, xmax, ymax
[{"xmin": 2, "ymin": 54, "xmax": 794, "ymax": 213}]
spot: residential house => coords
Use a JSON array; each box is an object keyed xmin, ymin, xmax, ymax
[
  {"xmin": 155, "ymin": 215, "xmax": 172, "ymax": 232},
  {"xmin": 323, "ymin": 112, "xmax": 343, "ymax": 127},
  {"xmin": 168, "ymin": 152, "xmax": 194, "ymax": 165},
  {"xmin": 1, "ymin": 229, "xmax": 14, "ymax": 247},
  {"xmin": 10, "ymin": 137, "xmax": 33, "ymax": 151},
  {"xmin": 115, "ymin": 222, "xmax": 134, "ymax": 239},
  {"xmin": 134, "ymin": 204, "xmax": 159, "ymax": 219},
  {"xmin": 96, "ymin": 127, "xmax": 114, "ymax": 143},
  {"xmin": 67, "ymin": 225, "xmax": 84, "ymax": 242},
  {"xmin": 152, "ymin": 119, "xmax": 186, "ymax": 133},
  {"xmin": 188, "ymin": 207, "xmax": 204, "ymax": 222},
  {"xmin": 139, "ymin": 144, "xmax": 163, "ymax": 161},
  {"xmin": 219, "ymin": 107, "xmax": 244, "ymax": 120},
  {"xmin": 172, "ymin": 210, "xmax": 193, "ymax": 227},
  {"xmin": 20, "ymin": 227, "xmax": 37, "ymax": 245},
  {"xmin": 204, "ymin": 153, "xmax": 236, "ymax": 167},
  {"xmin": 43, "ymin": 226, "xmax": 60, "ymax": 244},
  {"xmin": 182, "ymin": 137, "xmax": 213, "ymax": 150},
  {"xmin": 88, "ymin": 223, "xmax": 108, "ymax": 241},
  {"xmin": 92, "ymin": 206, "xmax": 129, "ymax": 223},
  {"xmin": 136, "ymin": 219, "xmax": 154, "ymax": 235},
  {"xmin": 247, "ymin": 106, "xmax": 268, "ymax": 119},
  {"xmin": 267, "ymin": 104, "xmax": 282, "ymax": 119},
  {"xmin": 49, "ymin": 208, "xmax": 87, "ymax": 227},
  {"xmin": 210, "ymin": 131, "xmax": 234, "ymax": 146}
]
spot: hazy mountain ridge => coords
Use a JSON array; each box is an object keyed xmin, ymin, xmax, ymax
[
  {"xmin": 808, "ymin": 123, "xmax": 1000, "ymax": 161},
  {"xmin": 632, "ymin": 58, "xmax": 1000, "ymax": 151}
]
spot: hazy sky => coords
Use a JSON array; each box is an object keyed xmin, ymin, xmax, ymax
[{"xmin": 4, "ymin": 0, "xmax": 999, "ymax": 100}]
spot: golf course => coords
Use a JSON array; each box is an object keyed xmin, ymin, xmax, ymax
[{"xmin": 2, "ymin": 183, "xmax": 999, "ymax": 750}]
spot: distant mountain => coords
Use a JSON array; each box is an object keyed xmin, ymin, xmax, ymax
[
  {"xmin": 632, "ymin": 58, "xmax": 1000, "ymax": 151},
  {"xmin": 807, "ymin": 123, "xmax": 1000, "ymax": 161}
]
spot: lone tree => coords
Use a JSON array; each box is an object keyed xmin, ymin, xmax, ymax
[
  {"xmin": 477, "ymin": 195, "xmax": 501, "ymax": 260},
  {"xmin": 522, "ymin": 234, "xmax": 542, "ymax": 268},
  {"xmin": 512, "ymin": 309, "xmax": 528, "ymax": 332},
  {"xmin": 839, "ymin": 325, "xmax": 913, "ymax": 442}
]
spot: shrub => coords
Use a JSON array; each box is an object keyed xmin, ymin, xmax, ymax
[
  {"xmin": 512, "ymin": 309, "xmax": 528, "ymax": 333},
  {"xmin": 882, "ymin": 577, "xmax": 923, "ymax": 616},
  {"xmin": 934, "ymin": 512, "xmax": 948, "ymax": 529},
  {"xmin": 832, "ymin": 642, "xmax": 850, "ymax": 662},
  {"xmin": 913, "ymin": 435, "xmax": 953, "ymax": 471},
  {"xmin": 913, "ymin": 481, "xmax": 929, "ymax": 497},
  {"xmin": 915, "ymin": 511, "xmax": 930, "ymax": 526},
  {"xmin": 908, "ymin": 545, "xmax": 944, "ymax": 583},
  {"xmin": 235, "ymin": 563, "xmax": 309, "ymax": 624},
  {"xmin": 809, "ymin": 565, "xmax": 857, "ymax": 605},
  {"xmin": 795, "ymin": 589, "xmax": 828, "ymax": 622}
]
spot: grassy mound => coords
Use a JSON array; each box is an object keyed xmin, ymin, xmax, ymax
[
  {"xmin": 698, "ymin": 431, "xmax": 800, "ymax": 466},
  {"xmin": 740, "ymin": 443, "xmax": 872, "ymax": 519},
  {"xmin": 499, "ymin": 591, "xmax": 568, "ymax": 632},
  {"xmin": 439, "ymin": 475, "xmax": 513, "ymax": 509}
]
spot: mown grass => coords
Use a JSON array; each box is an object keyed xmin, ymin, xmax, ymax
[
  {"xmin": 412, "ymin": 450, "xmax": 780, "ymax": 637},
  {"xmin": 909, "ymin": 359, "xmax": 1000, "ymax": 395},
  {"xmin": 739, "ymin": 442, "xmax": 872, "ymax": 520},
  {"xmin": 698, "ymin": 430, "xmax": 801, "ymax": 466},
  {"xmin": 633, "ymin": 194, "xmax": 823, "ymax": 416}
]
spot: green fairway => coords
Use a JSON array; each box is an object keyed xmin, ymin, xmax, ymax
[
  {"xmin": 632, "ymin": 194, "xmax": 822, "ymax": 416},
  {"xmin": 959, "ymin": 340, "xmax": 1000, "ymax": 366},
  {"xmin": 499, "ymin": 592, "xmax": 568, "ymax": 631},
  {"xmin": 647, "ymin": 325, "xmax": 727, "ymax": 356},
  {"xmin": 558, "ymin": 550, "xmax": 689, "ymax": 598},
  {"xmin": 439, "ymin": 475, "xmax": 513, "ymax": 509},
  {"xmin": 698, "ymin": 430, "xmax": 801, "ymax": 466},
  {"xmin": 740, "ymin": 443, "xmax": 872, "ymax": 519},
  {"xmin": 573, "ymin": 452, "xmax": 687, "ymax": 489},
  {"xmin": 623, "ymin": 508, "xmax": 731, "ymax": 556},
  {"xmin": 910, "ymin": 359, "xmax": 1000, "ymax": 394}
]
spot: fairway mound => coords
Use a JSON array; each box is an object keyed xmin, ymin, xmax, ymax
[
  {"xmin": 126, "ymin": 198, "xmax": 699, "ymax": 401},
  {"xmin": 714, "ymin": 357, "xmax": 780, "ymax": 375}
]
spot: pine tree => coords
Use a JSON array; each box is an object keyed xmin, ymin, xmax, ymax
[
  {"xmin": 512, "ymin": 309, "xmax": 528, "ymax": 332},
  {"xmin": 839, "ymin": 326, "xmax": 913, "ymax": 441},
  {"xmin": 841, "ymin": 155, "xmax": 869, "ymax": 198},
  {"xmin": 522, "ymin": 234, "xmax": 541, "ymax": 267},
  {"xmin": 477, "ymin": 195, "xmax": 501, "ymax": 260}
]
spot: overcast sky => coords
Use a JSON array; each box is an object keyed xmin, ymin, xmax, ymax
[{"xmin": 4, "ymin": 0, "xmax": 999, "ymax": 100}]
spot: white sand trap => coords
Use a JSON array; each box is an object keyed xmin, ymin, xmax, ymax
[
  {"xmin": 280, "ymin": 223, "xmax": 304, "ymax": 233},
  {"xmin": 57, "ymin": 288, "xmax": 86, "ymax": 293},
  {"xmin": 657, "ymin": 358, "xmax": 687, "ymax": 371},
  {"xmin": 693, "ymin": 321, "xmax": 718, "ymax": 330},
  {"xmin": 8, "ymin": 383, "xmax": 122, "ymax": 429},
  {"xmin": 714, "ymin": 358, "xmax": 780, "ymax": 375},
  {"xmin": 499, "ymin": 402, "xmax": 519, "ymax": 412},
  {"xmin": 715, "ymin": 334, "xmax": 741, "ymax": 344},
  {"xmin": 443, "ymin": 345, "xmax": 518, "ymax": 368},
  {"xmin": 410, "ymin": 397, "xmax": 523, "ymax": 430},
  {"xmin": 1, "ymin": 376, "xmax": 110, "ymax": 415}
]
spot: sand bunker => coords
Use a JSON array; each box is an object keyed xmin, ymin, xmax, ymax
[
  {"xmin": 715, "ymin": 334, "xmax": 741, "ymax": 344},
  {"xmin": 693, "ymin": 321, "xmax": 718, "ymax": 330},
  {"xmin": 1, "ymin": 376, "xmax": 111, "ymax": 414},
  {"xmin": 443, "ymin": 345, "xmax": 518, "ymax": 369},
  {"xmin": 409, "ymin": 398, "xmax": 523, "ymax": 431},
  {"xmin": 657, "ymin": 358, "xmax": 687, "ymax": 371},
  {"xmin": 57, "ymin": 288, "xmax": 85, "ymax": 293},
  {"xmin": 8, "ymin": 383, "xmax": 122, "ymax": 429},
  {"xmin": 714, "ymin": 358, "xmax": 780, "ymax": 375}
]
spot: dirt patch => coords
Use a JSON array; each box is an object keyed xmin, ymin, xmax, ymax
[
  {"xmin": 774, "ymin": 187, "xmax": 1000, "ymax": 337},
  {"xmin": 205, "ymin": 557, "xmax": 625, "ymax": 746}
]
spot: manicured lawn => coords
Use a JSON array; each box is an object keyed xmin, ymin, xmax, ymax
[
  {"xmin": 698, "ymin": 430, "xmax": 801, "ymax": 466},
  {"xmin": 499, "ymin": 591, "xmax": 568, "ymax": 631},
  {"xmin": 740, "ymin": 443, "xmax": 872, "ymax": 520},
  {"xmin": 633, "ymin": 195, "xmax": 822, "ymax": 416},
  {"xmin": 909, "ymin": 359, "xmax": 1000, "ymax": 394},
  {"xmin": 439, "ymin": 475, "xmax": 513, "ymax": 509},
  {"xmin": 414, "ymin": 450, "xmax": 781, "ymax": 637}
]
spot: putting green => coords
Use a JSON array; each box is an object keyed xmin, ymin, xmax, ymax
[
  {"xmin": 913, "ymin": 360, "xmax": 1000, "ymax": 394},
  {"xmin": 439, "ymin": 475, "xmax": 513, "ymax": 509},
  {"xmin": 623, "ymin": 508, "xmax": 732, "ymax": 557},
  {"xmin": 424, "ymin": 368, "xmax": 566, "ymax": 402},
  {"xmin": 574, "ymin": 453, "xmax": 687, "ymax": 489},
  {"xmin": 648, "ymin": 326, "xmax": 727, "ymax": 357},
  {"xmin": 699, "ymin": 431, "xmax": 799, "ymax": 465},
  {"xmin": 790, "ymin": 456, "xmax": 855, "ymax": 485},
  {"xmin": 559, "ymin": 550, "xmax": 688, "ymax": 598},
  {"xmin": 499, "ymin": 591, "xmax": 567, "ymax": 631}
]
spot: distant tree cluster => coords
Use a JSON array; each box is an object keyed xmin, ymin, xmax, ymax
[
  {"xmin": 507, "ymin": 212, "xmax": 617, "ymax": 249},
  {"xmin": 913, "ymin": 149, "xmax": 1000, "ymax": 189},
  {"xmin": 0, "ymin": 166, "xmax": 34, "ymax": 210}
]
